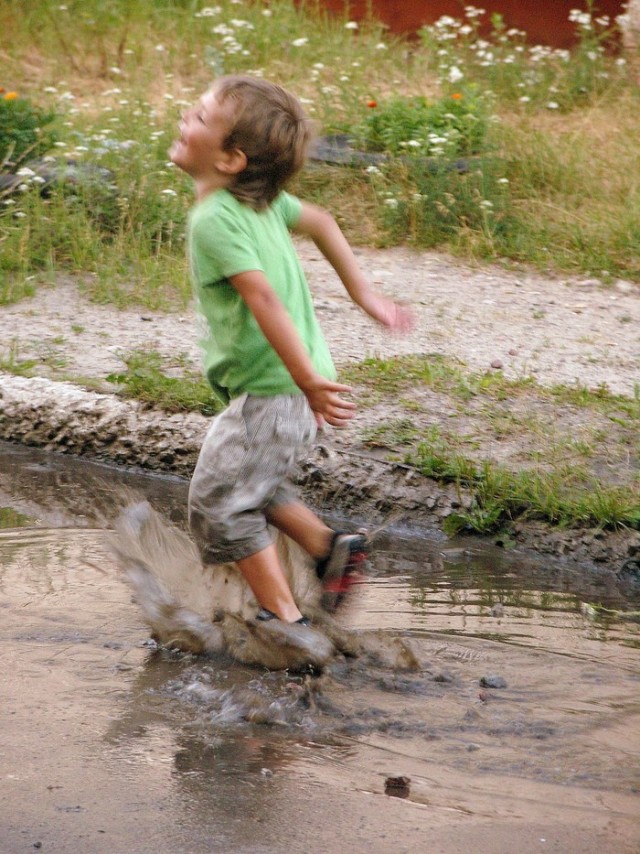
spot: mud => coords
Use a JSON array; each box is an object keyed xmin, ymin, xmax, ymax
[
  {"xmin": 1, "ymin": 374, "xmax": 639, "ymax": 573},
  {"xmin": 1, "ymin": 444, "xmax": 639, "ymax": 852}
]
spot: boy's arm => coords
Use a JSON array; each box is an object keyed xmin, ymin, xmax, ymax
[
  {"xmin": 230, "ymin": 269, "xmax": 355, "ymax": 427},
  {"xmin": 293, "ymin": 202, "xmax": 414, "ymax": 331}
]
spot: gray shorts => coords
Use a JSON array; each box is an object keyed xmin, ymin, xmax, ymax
[{"xmin": 188, "ymin": 393, "xmax": 317, "ymax": 564}]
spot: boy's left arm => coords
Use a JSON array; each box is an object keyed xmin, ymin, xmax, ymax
[{"xmin": 293, "ymin": 202, "xmax": 414, "ymax": 331}]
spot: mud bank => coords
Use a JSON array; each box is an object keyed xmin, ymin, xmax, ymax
[{"xmin": 1, "ymin": 371, "xmax": 638, "ymax": 573}]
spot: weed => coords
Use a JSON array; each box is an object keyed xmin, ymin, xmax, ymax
[
  {"xmin": 2, "ymin": 0, "xmax": 639, "ymax": 297},
  {"xmin": 106, "ymin": 349, "xmax": 220, "ymax": 416},
  {"xmin": 0, "ymin": 90, "xmax": 57, "ymax": 171}
]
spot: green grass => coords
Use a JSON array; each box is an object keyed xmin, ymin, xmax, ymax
[
  {"xmin": 341, "ymin": 353, "xmax": 640, "ymax": 534},
  {"xmin": 1, "ymin": 0, "xmax": 639, "ymax": 309},
  {"xmin": 106, "ymin": 349, "xmax": 221, "ymax": 415}
]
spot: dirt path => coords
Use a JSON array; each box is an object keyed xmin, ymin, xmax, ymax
[
  {"xmin": 1, "ymin": 240, "xmax": 638, "ymax": 394},
  {"xmin": 0, "ymin": 242, "xmax": 639, "ymax": 569}
]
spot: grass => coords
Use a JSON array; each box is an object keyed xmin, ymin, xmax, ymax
[
  {"xmin": 0, "ymin": 0, "xmax": 639, "ymax": 309},
  {"xmin": 106, "ymin": 349, "xmax": 220, "ymax": 415},
  {"xmin": 341, "ymin": 353, "xmax": 640, "ymax": 535},
  {"xmin": 2, "ymin": 1, "xmax": 639, "ymax": 536}
]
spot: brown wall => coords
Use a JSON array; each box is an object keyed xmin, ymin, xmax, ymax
[{"xmin": 308, "ymin": 1, "xmax": 625, "ymax": 47}]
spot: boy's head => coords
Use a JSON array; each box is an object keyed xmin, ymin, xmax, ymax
[{"xmin": 173, "ymin": 75, "xmax": 311, "ymax": 209}]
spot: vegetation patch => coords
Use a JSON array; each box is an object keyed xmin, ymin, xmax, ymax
[
  {"xmin": 106, "ymin": 349, "xmax": 220, "ymax": 416},
  {"xmin": 342, "ymin": 354, "xmax": 640, "ymax": 535},
  {"xmin": 1, "ymin": 0, "xmax": 639, "ymax": 308}
]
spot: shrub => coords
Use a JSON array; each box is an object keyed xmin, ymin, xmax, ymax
[
  {"xmin": 349, "ymin": 90, "xmax": 490, "ymax": 158},
  {"xmin": 0, "ymin": 89, "xmax": 57, "ymax": 170}
]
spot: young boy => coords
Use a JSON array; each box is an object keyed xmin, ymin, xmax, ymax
[{"xmin": 170, "ymin": 75, "xmax": 412, "ymax": 626}]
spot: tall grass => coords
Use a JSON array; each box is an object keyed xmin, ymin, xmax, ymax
[{"xmin": 1, "ymin": 0, "xmax": 639, "ymax": 308}]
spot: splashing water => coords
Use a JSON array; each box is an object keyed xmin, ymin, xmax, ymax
[{"xmin": 110, "ymin": 501, "xmax": 422, "ymax": 674}]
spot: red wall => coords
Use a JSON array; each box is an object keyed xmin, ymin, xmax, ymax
[{"xmin": 308, "ymin": 1, "xmax": 625, "ymax": 47}]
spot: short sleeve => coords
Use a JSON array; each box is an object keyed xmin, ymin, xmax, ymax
[
  {"xmin": 274, "ymin": 191, "xmax": 303, "ymax": 228},
  {"xmin": 190, "ymin": 203, "xmax": 262, "ymax": 285}
]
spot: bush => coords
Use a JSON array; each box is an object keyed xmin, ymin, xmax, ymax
[
  {"xmin": 0, "ymin": 89, "xmax": 57, "ymax": 170},
  {"xmin": 349, "ymin": 90, "xmax": 490, "ymax": 158}
]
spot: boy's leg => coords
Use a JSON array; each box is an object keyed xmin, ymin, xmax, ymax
[
  {"xmin": 189, "ymin": 395, "xmax": 318, "ymax": 623},
  {"xmin": 236, "ymin": 544, "xmax": 304, "ymax": 623},
  {"xmin": 265, "ymin": 501, "xmax": 333, "ymax": 560},
  {"xmin": 266, "ymin": 500, "xmax": 369, "ymax": 612}
]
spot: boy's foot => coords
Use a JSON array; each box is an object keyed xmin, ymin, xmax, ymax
[
  {"xmin": 255, "ymin": 607, "xmax": 311, "ymax": 627},
  {"xmin": 316, "ymin": 532, "xmax": 368, "ymax": 612}
]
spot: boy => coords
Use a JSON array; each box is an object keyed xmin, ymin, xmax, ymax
[{"xmin": 170, "ymin": 76, "xmax": 412, "ymax": 626}]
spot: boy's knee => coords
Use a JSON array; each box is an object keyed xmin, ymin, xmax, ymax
[{"xmin": 189, "ymin": 504, "xmax": 271, "ymax": 564}]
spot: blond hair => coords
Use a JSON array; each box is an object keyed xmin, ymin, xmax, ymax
[{"xmin": 215, "ymin": 75, "xmax": 311, "ymax": 210}]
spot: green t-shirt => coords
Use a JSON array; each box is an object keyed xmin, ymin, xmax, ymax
[{"xmin": 188, "ymin": 189, "xmax": 336, "ymax": 404}]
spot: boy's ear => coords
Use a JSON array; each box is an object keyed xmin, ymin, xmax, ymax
[{"xmin": 218, "ymin": 147, "xmax": 247, "ymax": 175}]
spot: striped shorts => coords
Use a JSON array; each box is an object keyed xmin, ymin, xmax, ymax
[{"xmin": 188, "ymin": 393, "xmax": 317, "ymax": 564}]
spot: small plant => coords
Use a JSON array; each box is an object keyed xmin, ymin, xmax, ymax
[
  {"xmin": 106, "ymin": 349, "xmax": 220, "ymax": 416},
  {"xmin": 350, "ymin": 90, "xmax": 490, "ymax": 158},
  {"xmin": 0, "ymin": 89, "xmax": 57, "ymax": 170}
]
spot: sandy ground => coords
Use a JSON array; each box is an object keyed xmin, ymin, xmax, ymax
[
  {"xmin": 1, "ymin": 241, "xmax": 639, "ymax": 569},
  {"xmin": 1, "ymin": 239, "xmax": 639, "ymax": 396}
]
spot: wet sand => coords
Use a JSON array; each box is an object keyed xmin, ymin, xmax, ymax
[{"xmin": 1, "ymin": 445, "xmax": 639, "ymax": 853}]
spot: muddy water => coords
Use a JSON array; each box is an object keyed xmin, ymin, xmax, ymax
[{"xmin": 1, "ymin": 442, "xmax": 639, "ymax": 853}]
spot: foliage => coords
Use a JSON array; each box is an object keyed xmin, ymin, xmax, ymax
[
  {"xmin": 1, "ymin": 0, "xmax": 639, "ymax": 298},
  {"xmin": 106, "ymin": 349, "xmax": 220, "ymax": 416},
  {"xmin": 349, "ymin": 89, "xmax": 490, "ymax": 158},
  {"xmin": 0, "ymin": 90, "xmax": 57, "ymax": 170}
]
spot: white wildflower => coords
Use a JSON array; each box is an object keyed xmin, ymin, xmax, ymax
[
  {"xmin": 448, "ymin": 65, "xmax": 464, "ymax": 83},
  {"xmin": 345, "ymin": 21, "xmax": 358, "ymax": 30},
  {"xmin": 291, "ymin": 37, "xmax": 308, "ymax": 47}
]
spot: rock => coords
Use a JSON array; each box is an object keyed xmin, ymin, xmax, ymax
[
  {"xmin": 384, "ymin": 775, "xmax": 411, "ymax": 798},
  {"xmin": 490, "ymin": 359, "xmax": 504, "ymax": 369},
  {"xmin": 480, "ymin": 674, "xmax": 507, "ymax": 689}
]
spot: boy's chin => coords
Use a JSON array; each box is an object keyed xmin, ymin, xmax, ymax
[{"xmin": 168, "ymin": 141, "xmax": 186, "ymax": 168}]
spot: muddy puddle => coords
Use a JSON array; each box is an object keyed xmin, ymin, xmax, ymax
[{"xmin": 0, "ymin": 441, "xmax": 639, "ymax": 853}]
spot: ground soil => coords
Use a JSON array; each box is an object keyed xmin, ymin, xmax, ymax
[{"xmin": 0, "ymin": 240, "xmax": 639, "ymax": 569}]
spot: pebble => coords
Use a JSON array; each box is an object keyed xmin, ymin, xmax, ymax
[
  {"xmin": 384, "ymin": 775, "xmax": 411, "ymax": 798},
  {"xmin": 480, "ymin": 674, "xmax": 508, "ymax": 689}
]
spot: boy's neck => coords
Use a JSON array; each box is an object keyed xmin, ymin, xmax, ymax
[{"xmin": 194, "ymin": 174, "xmax": 233, "ymax": 203}]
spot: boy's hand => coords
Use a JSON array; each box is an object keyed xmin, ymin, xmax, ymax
[
  {"xmin": 300, "ymin": 376, "xmax": 356, "ymax": 428},
  {"xmin": 364, "ymin": 294, "xmax": 415, "ymax": 332}
]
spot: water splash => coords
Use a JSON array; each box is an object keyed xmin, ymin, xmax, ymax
[{"xmin": 110, "ymin": 501, "xmax": 422, "ymax": 674}]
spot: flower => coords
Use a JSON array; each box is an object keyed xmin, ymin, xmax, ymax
[
  {"xmin": 448, "ymin": 66, "xmax": 464, "ymax": 83},
  {"xmin": 291, "ymin": 37, "xmax": 308, "ymax": 47},
  {"xmin": 345, "ymin": 21, "xmax": 358, "ymax": 30},
  {"xmin": 4, "ymin": 91, "xmax": 18, "ymax": 100},
  {"xmin": 366, "ymin": 99, "xmax": 377, "ymax": 108},
  {"xmin": 451, "ymin": 92, "xmax": 463, "ymax": 100}
]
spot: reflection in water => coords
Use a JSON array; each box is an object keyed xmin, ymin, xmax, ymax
[{"xmin": 1, "ymin": 441, "xmax": 639, "ymax": 852}]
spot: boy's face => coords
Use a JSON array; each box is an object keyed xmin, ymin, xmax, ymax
[{"xmin": 169, "ymin": 88, "xmax": 234, "ymax": 181}]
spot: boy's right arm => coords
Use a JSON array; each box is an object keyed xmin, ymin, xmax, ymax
[
  {"xmin": 230, "ymin": 269, "xmax": 356, "ymax": 427},
  {"xmin": 293, "ymin": 203, "xmax": 414, "ymax": 331}
]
